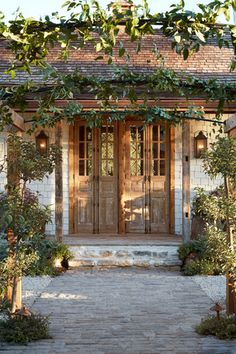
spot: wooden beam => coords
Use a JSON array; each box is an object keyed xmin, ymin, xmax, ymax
[
  {"xmin": 19, "ymin": 99, "xmax": 236, "ymax": 112},
  {"xmin": 11, "ymin": 110, "xmax": 25, "ymax": 132},
  {"xmin": 55, "ymin": 122, "xmax": 63, "ymax": 242},
  {"xmin": 7, "ymin": 131, "xmax": 23, "ymax": 311},
  {"xmin": 118, "ymin": 122, "xmax": 126, "ymax": 234},
  {"xmin": 169, "ymin": 126, "xmax": 175, "ymax": 234},
  {"xmin": 182, "ymin": 121, "xmax": 191, "ymax": 242},
  {"xmin": 69, "ymin": 124, "xmax": 75, "ymax": 234}
]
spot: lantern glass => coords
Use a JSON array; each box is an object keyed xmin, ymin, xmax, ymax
[
  {"xmin": 36, "ymin": 130, "xmax": 49, "ymax": 155},
  {"xmin": 194, "ymin": 131, "xmax": 207, "ymax": 158}
]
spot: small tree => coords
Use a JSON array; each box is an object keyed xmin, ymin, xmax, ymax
[
  {"xmin": 202, "ymin": 136, "xmax": 236, "ymax": 314},
  {"xmin": 0, "ymin": 134, "xmax": 61, "ymax": 313}
]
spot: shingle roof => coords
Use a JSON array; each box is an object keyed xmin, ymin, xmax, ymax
[{"xmin": 0, "ymin": 30, "xmax": 235, "ymax": 85}]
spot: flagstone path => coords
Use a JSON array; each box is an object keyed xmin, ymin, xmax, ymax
[{"xmin": 1, "ymin": 268, "xmax": 236, "ymax": 354}]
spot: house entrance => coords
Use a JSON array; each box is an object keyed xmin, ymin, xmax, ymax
[{"xmin": 71, "ymin": 120, "xmax": 170, "ymax": 234}]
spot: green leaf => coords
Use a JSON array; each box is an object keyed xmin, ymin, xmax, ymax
[
  {"xmin": 174, "ymin": 34, "xmax": 181, "ymax": 43},
  {"xmin": 119, "ymin": 47, "xmax": 125, "ymax": 57},
  {"xmin": 95, "ymin": 55, "xmax": 104, "ymax": 60},
  {"xmin": 183, "ymin": 48, "xmax": 189, "ymax": 60},
  {"xmin": 195, "ymin": 30, "xmax": 205, "ymax": 42}
]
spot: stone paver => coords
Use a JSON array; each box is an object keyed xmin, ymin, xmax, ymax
[{"xmin": 1, "ymin": 269, "xmax": 236, "ymax": 354}]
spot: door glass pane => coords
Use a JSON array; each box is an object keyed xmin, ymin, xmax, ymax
[
  {"xmin": 78, "ymin": 125, "xmax": 93, "ymax": 176},
  {"xmin": 130, "ymin": 127, "xmax": 136, "ymax": 143},
  {"xmin": 100, "ymin": 124, "xmax": 114, "ymax": 176},
  {"xmin": 153, "ymin": 126, "xmax": 158, "ymax": 141},
  {"xmin": 137, "ymin": 127, "xmax": 143, "ymax": 141},
  {"xmin": 101, "ymin": 142, "xmax": 106, "ymax": 159},
  {"xmin": 130, "ymin": 160, "xmax": 136, "ymax": 176},
  {"xmin": 153, "ymin": 143, "xmax": 158, "ymax": 159},
  {"xmin": 107, "ymin": 143, "xmax": 113, "ymax": 158},
  {"xmin": 87, "ymin": 142, "xmax": 93, "ymax": 158},
  {"xmin": 101, "ymin": 126, "xmax": 106, "ymax": 142},
  {"xmin": 160, "ymin": 126, "xmax": 165, "ymax": 141},
  {"xmin": 137, "ymin": 160, "xmax": 144, "ymax": 176},
  {"xmin": 130, "ymin": 143, "xmax": 136, "ymax": 158},
  {"xmin": 79, "ymin": 143, "xmax": 85, "ymax": 158},
  {"xmin": 160, "ymin": 160, "xmax": 165, "ymax": 176},
  {"xmin": 137, "ymin": 143, "xmax": 143, "ymax": 159},
  {"xmin": 153, "ymin": 160, "xmax": 158, "ymax": 176},
  {"xmin": 107, "ymin": 126, "xmax": 114, "ymax": 141},
  {"xmin": 87, "ymin": 160, "xmax": 92, "ymax": 176},
  {"xmin": 101, "ymin": 160, "xmax": 107, "ymax": 176},
  {"xmin": 79, "ymin": 160, "xmax": 85, "ymax": 176},
  {"xmin": 86, "ymin": 128, "xmax": 92, "ymax": 141},
  {"xmin": 160, "ymin": 143, "xmax": 165, "ymax": 158},
  {"xmin": 79, "ymin": 126, "xmax": 85, "ymax": 141},
  {"xmin": 107, "ymin": 160, "xmax": 114, "ymax": 176}
]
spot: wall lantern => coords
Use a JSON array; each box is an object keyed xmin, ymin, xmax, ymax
[
  {"xmin": 36, "ymin": 130, "xmax": 49, "ymax": 155},
  {"xmin": 194, "ymin": 131, "xmax": 208, "ymax": 158}
]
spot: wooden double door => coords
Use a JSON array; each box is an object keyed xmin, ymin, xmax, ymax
[{"xmin": 71, "ymin": 120, "xmax": 170, "ymax": 234}]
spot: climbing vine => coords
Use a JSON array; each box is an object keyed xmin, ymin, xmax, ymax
[{"xmin": 0, "ymin": 0, "xmax": 235, "ymax": 130}]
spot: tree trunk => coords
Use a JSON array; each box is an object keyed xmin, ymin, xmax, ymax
[{"xmin": 7, "ymin": 229, "xmax": 22, "ymax": 313}]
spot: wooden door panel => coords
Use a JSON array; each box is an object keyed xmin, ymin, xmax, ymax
[
  {"xmin": 99, "ymin": 124, "xmax": 118, "ymax": 233},
  {"xmin": 76, "ymin": 177, "xmax": 94, "ymax": 232},
  {"xmin": 125, "ymin": 122, "xmax": 170, "ymax": 234},
  {"xmin": 74, "ymin": 123, "xmax": 94, "ymax": 233},
  {"xmin": 125, "ymin": 123, "xmax": 147, "ymax": 233},
  {"xmin": 149, "ymin": 125, "xmax": 169, "ymax": 233},
  {"xmin": 99, "ymin": 177, "xmax": 117, "ymax": 233},
  {"xmin": 78, "ymin": 197, "xmax": 92, "ymax": 224},
  {"xmin": 150, "ymin": 196, "xmax": 167, "ymax": 233}
]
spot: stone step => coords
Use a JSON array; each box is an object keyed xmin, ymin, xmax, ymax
[{"xmin": 69, "ymin": 245, "xmax": 181, "ymax": 268}]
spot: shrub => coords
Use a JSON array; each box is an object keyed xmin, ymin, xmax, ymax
[
  {"xmin": 178, "ymin": 226, "xmax": 236, "ymax": 276},
  {"xmin": 184, "ymin": 259, "xmax": 216, "ymax": 276},
  {"xmin": 196, "ymin": 315, "xmax": 236, "ymax": 340},
  {"xmin": 178, "ymin": 237, "xmax": 207, "ymax": 262},
  {"xmin": 25, "ymin": 236, "xmax": 73, "ymax": 276},
  {"xmin": 0, "ymin": 313, "xmax": 51, "ymax": 344}
]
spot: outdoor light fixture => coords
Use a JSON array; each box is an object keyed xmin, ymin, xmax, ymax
[
  {"xmin": 36, "ymin": 130, "xmax": 49, "ymax": 155},
  {"xmin": 194, "ymin": 131, "xmax": 208, "ymax": 158}
]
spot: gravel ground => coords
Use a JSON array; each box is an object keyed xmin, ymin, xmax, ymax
[
  {"xmin": 22, "ymin": 276, "xmax": 52, "ymax": 308},
  {"xmin": 192, "ymin": 275, "xmax": 226, "ymax": 304}
]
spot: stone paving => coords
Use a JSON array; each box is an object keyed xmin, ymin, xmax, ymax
[{"xmin": 1, "ymin": 269, "xmax": 236, "ymax": 354}]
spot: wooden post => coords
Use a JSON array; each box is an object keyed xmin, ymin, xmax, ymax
[
  {"xmin": 7, "ymin": 229, "xmax": 22, "ymax": 311},
  {"xmin": 182, "ymin": 121, "xmax": 191, "ymax": 242},
  {"xmin": 55, "ymin": 122, "xmax": 63, "ymax": 242},
  {"xmin": 7, "ymin": 129, "xmax": 23, "ymax": 312},
  {"xmin": 69, "ymin": 124, "xmax": 75, "ymax": 234},
  {"xmin": 118, "ymin": 122, "xmax": 126, "ymax": 234},
  {"xmin": 169, "ymin": 127, "xmax": 175, "ymax": 234}
]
